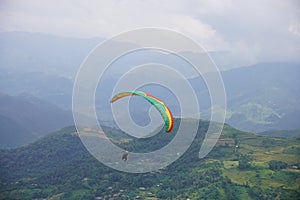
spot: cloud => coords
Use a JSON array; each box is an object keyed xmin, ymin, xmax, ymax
[
  {"xmin": 289, "ymin": 21, "xmax": 300, "ymax": 37},
  {"xmin": 0, "ymin": 0, "xmax": 299, "ymax": 66},
  {"xmin": 196, "ymin": 0, "xmax": 300, "ymax": 65},
  {"xmin": 0, "ymin": 0, "xmax": 226, "ymax": 50}
]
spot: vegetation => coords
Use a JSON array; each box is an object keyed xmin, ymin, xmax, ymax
[
  {"xmin": 238, "ymin": 154, "xmax": 253, "ymax": 170},
  {"xmin": 268, "ymin": 160, "xmax": 288, "ymax": 171},
  {"xmin": 0, "ymin": 119, "xmax": 299, "ymax": 199}
]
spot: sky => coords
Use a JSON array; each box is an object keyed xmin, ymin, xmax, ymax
[{"xmin": 0, "ymin": 0, "xmax": 300, "ymax": 67}]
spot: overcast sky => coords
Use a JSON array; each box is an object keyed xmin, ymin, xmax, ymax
[{"xmin": 0, "ymin": 0, "xmax": 299, "ymax": 66}]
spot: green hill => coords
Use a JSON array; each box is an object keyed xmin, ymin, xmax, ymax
[{"xmin": 0, "ymin": 120, "xmax": 299, "ymax": 199}]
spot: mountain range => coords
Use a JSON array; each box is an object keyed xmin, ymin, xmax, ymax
[
  {"xmin": 0, "ymin": 31, "xmax": 299, "ymax": 148},
  {"xmin": 210, "ymin": 62, "xmax": 300, "ymax": 132},
  {"xmin": 97, "ymin": 62, "xmax": 300, "ymax": 133}
]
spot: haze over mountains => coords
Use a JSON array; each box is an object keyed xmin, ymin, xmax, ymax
[
  {"xmin": 0, "ymin": 31, "xmax": 243, "ymax": 77},
  {"xmin": 0, "ymin": 32, "xmax": 299, "ymax": 148},
  {"xmin": 0, "ymin": 32, "xmax": 101, "ymax": 78},
  {"xmin": 1, "ymin": 1, "xmax": 299, "ymax": 199}
]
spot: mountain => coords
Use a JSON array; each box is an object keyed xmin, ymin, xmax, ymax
[
  {"xmin": 0, "ymin": 115, "xmax": 35, "ymax": 149},
  {"xmin": 1, "ymin": 61, "xmax": 299, "ymax": 134},
  {"xmin": 0, "ymin": 120, "xmax": 299, "ymax": 199},
  {"xmin": 98, "ymin": 62, "xmax": 300, "ymax": 133},
  {"xmin": 0, "ymin": 31, "xmax": 102, "ymax": 110},
  {"xmin": 0, "ymin": 93, "xmax": 73, "ymax": 148},
  {"xmin": 1, "ymin": 32, "xmax": 299, "ymax": 133},
  {"xmin": 259, "ymin": 129, "xmax": 300, "ymax": 138},
  {"xmin": 221, "ymin": 63, "xmax": 300, "ymax": 132},
  {"xmin": 0, "ymin": 69, "xmax": 73, "ymax": 109}
]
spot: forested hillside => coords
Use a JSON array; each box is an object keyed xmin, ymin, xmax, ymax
[{"xmin": 0, "ymin": 120, "xmax": 299, "ymax": 199}]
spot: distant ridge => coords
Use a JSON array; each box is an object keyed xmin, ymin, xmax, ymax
[{"xmin": 0, "ymin": 93, "xmax": 73, "ymax": 148}]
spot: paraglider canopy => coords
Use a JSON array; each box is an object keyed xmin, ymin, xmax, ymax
[{"xmin": 111, "ymin": 91, "xmax": 174, "ymax": 133}]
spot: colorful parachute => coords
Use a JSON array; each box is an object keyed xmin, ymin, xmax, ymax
[{"xmin": 110, "ymin": 91, "xmax": 174, "ymax": 133}]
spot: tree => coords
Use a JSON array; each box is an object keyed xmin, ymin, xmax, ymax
[
  {"xmin": 268, "ymin": 160, "xmax": 287, "ymax": 171},
  {"xmin": 238, "ymin": 154, "xmax": 252, "ymax": 169}
]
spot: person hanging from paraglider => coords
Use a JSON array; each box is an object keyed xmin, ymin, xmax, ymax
[
  {"xmin": 111, "ymin": 91, "xmax": 174, "ymax": 162},
  {"xmin": 122, "ymin": 149, "xmax": 129, "ymax": 161}
]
